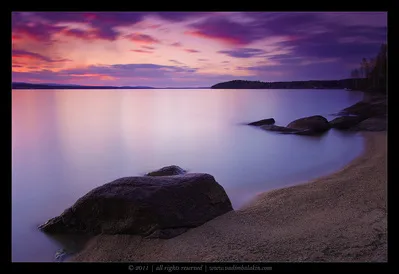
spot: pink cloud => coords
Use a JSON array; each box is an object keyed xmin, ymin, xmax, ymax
[
  {"xmin": 149, "ymin": 24, "xmax": 161, "ymax": 29},
  {"xmin": 184, "ymin": 48, "xmax": 200, "ymax": 53},
  {"xmin": 142, "ymin": 46, "xmax": 155, "ymax": 50},
  {"xmin": 185, "ymin": 30, "xmax": 247, "ymax": 46},
  {"xmin": 12, "ymin": 49, "xmax": 71, "ymax": 63},
  {"xmin": 61, "ymin": 28, "xmax": 92, "ymax": 39},
  {"xmin": 125, "ymin": 33, "xmax": 160, "ymax": 44},
  {"xmin": 60, "ymin": 28, "xmax": 118, "ymax": 41},
  {"xmin": 131, "ymin": 49, "xmax": 153, "ymax": 54},
  {"xmin": 12, "ymin": 34, "xmax": 22, "ymax": 41},
  {"xmin": 69, "ymin": 73, "xmax": 116, "ymax": 80}
]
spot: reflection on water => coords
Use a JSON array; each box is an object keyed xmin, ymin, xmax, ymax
[{"xmin": 12, "ymin": 88, "xmax": 364, "ymax": 262}]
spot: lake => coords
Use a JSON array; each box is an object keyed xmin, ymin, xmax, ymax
[{"xmin": 12, "ymin": 88, "xmax": 365, "ymax": 262}]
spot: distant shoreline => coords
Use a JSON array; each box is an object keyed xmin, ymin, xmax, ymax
[
  {"xmin": 12, "ymin": 79, "xmax": 367, "ymax": 90},
  {"xmin": 11, "ymin": 82, "xmax": 209, "ymax": 90}
]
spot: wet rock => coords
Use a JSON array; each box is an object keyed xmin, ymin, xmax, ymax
[
  {"xmin": 286, "ymin": 115, "xmax": 330, "ymax": 133},
  {"xmin": 329, "ymin": 116, "xmax": 366, "ymax": 130},
  {"xmin": 348, "ymin": 118, "xmax": 387, "ymax": 131},
  {"xmin": 146, "ymin": 165, "xmax": 186, "ymax": 176},
  {"xmin": 339, "ymin": 98, "xmax": 387, "ymax": 119},
  {"xmin": 248, "ymin": 118, "xmax": 275, "ymax": 126},
  {"xmin": 260, "ymin": 124, "xmax": 299, "ymax": 133},
  {"xmin": 39, "ymin": 171, "xmax": 233, "ymax": 239}
]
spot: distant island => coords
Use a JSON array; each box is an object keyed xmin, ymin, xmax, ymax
[{"xmin": 211, "ymin": 79, "xmax": 366, "ymax": 90}]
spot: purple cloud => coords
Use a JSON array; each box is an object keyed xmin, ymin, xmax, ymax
[
  {"xmin": 60, "ymin": 28, "xmax": 115, "ymax": 41},
  {"xmin": 12, "ymin": 49, "xmax": 71, "ymax": 63},
  {"xmin": 187, "ymin": 12, "xmax": 386, "ymax": 72},
  {"xmin": 248, "ymin": 62, "xmax": 350, "ymax": 81},
  {"xmin": 12, "ymin": 19, "xmax": 65, "ymax": 42},
  {"xmin": 275, "ymin": 25, "xmax": 387, "ymax": 64},
  {"xmin": 186, "ymin": 13, "xmax": 307, "ymax": 45},
  {"xmin": 187, "ymin": 12, "xmax": 387, "ymax": 49},
  {"xmin": 12, "ymin": 12, "xmax": 147, "ymax": 42},
  {"xmin": 125, "ymin": 33, "xmax": 160, "ymax": 44},
  {"xmin": 248, "ymin": 12, "xmax": 322, "ymax": 36},
  {"xmin": 187, "ymin": 17, "xmax": 258, "ymax": 45},
  {"xmin": 35, "ymin": 12, "xmax": 145, "ymax": 27},
  {"xmin": 153, "ymin": 12, "xmax": 210, "ymax": 22},
  {"xmin": 218, "ymin": 48, "xmax": 265, "ymax": 58}
]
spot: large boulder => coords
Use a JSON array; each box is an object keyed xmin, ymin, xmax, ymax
[
  {"xmin": 146, "ymin": 165, "xmax": 186, "ymax": 176},
  {"xmin": 248, "ymin": 118, "xmax": 275, "ymax": 126},
  {"xmin": 38, "ymin": 171, "xmax": 233, "ymax": 239},
  {"xmin": 286, "ymin": 115, "xmax": 330, "ymax": 133},
  {"xmin": 329, "ymin": 116, "xmax": 366, "ymax": 130},
  {"xmin": 348, "ymin": 118, "xmax": 387, "ymax": 131}
]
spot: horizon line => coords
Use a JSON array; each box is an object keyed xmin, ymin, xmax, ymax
[{"xmin": 12, "ymin": 78, "xmax": 360, "ymax": 89}]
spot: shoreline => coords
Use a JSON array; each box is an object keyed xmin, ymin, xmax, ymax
[{"xmin": 71, "ymin": 131, "xmax": 387, "ymax": 262}]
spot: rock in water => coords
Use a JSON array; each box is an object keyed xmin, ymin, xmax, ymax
[
  {"xmin": 258, "ymin": 115, "xmax": 331, "ymax": 136},
  {"xmin": 260, "ymin": 124, "xmax": 299, "ymax": 133},
  {"xmin": 287, "ymin": 115, "xmax": 330, "ymax": 133},
  {"xmin": 248, "ymin": 118, "xmax": 275, "ymax": 126},
  {"xmin": 348, "ymin": 118, "xmax": 387, "ymax": 131},
  {"xmin": 38, "ymin": 172, "xmax": 233, "ymax": 239},
  {"xmin": 339, "ymin": 98, "xmax": 387, "ymax": 119},
  {"xmin": 329, "ymin": 116, "xmax": 365, "ymax": 130},
  {"xmin": 146, "ymin": 165, "xmax": 186, "ymax": 176}
]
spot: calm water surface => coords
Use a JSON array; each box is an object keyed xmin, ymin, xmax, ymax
[{"xmin": 12, "ymin": 88, "xmax": 364, "ymax": 262}]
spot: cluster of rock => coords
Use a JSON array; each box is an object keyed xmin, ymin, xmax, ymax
[
  {"xmin": 248, "ymin": 115, "xmax": 332, "ymax": 136},
  {"xmin": 38, "ymin": 166, "xmax": 233, "ymax": 239},
  {"xmin": 248, "ymin": 95, "xmax": 387, "ymax": 135},
  {"xmin": 331, "ymin": 95, "xmax": 387, "ymax": 131}
]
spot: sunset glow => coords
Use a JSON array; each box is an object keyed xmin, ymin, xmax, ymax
[{"xmin": 12, "ymin": 12, "xmax": 387, "ymax": 87}]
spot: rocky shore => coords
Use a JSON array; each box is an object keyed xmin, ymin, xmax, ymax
[
  {"xmin": 247, "ymin": 93, "xmax": 387, "ymax": 135},
  {"xmin": 69, "ymin": 131, "xmax": 387, "ymax": 262}
]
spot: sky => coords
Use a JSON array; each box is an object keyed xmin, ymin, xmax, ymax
[{"xmin": 12, "ymin": 12, "xmax": 387, "ymax": 87}]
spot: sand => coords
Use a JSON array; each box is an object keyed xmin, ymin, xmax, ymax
[{"xmin": 71, "ymin": 132, "xmax": 387, "ymax": 262}]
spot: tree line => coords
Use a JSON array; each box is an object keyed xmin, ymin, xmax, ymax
[{"xmin": 349, "ymin": 43, "xmax": 387, "ymax": 93}]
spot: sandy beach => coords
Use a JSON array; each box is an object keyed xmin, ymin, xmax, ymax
[{"xmin": 71, "ymin": 131, "xmax": 387, "ymax": 262}]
